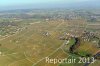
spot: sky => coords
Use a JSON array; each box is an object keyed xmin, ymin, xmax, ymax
[
  {"xmin": 0, "ymin": 0, "xmax": 100, "ymax": 10},
  {"xmin": 0, "ymin": 0, "xmax": 93, "ymax": 6}
]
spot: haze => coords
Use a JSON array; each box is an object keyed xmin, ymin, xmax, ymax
[{"xmin": 0, "ymin": 0, "xmax": 100, "ymax": 10}]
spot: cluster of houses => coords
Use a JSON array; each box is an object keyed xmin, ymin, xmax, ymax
[
  {"xmin": 81, "ymin": 31, "xmax": 95, "ymax": 41},
  {"xmin": 59, "ymin": 30, "xmax": 100, "ymax": 48},
  {"xmin": 81, "ymin": 31, "xmax": 100, "ymax": 48}
]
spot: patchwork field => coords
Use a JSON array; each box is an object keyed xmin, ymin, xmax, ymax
[{"xmin": 0, "ymin": 9, "xmax": 100, "ymax": 66}]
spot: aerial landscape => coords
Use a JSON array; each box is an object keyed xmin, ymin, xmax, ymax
[{"xmin": 0, "ymin": 0, "xmax": 100, "ymax": 66}]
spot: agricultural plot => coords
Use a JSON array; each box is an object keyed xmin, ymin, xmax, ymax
[{"xmin": 0, "ymin": 9, "xmax": 100, "ymax": 66}]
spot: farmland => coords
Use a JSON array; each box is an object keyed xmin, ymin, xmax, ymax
[{"xmin": 0, "ymin": 9, "xmax": 100, "ymax": 66}]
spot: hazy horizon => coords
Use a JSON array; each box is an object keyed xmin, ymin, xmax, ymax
[{"xmin": 0, "ymin": 0, "xmax": 100, "ymax": 11}]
